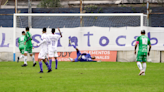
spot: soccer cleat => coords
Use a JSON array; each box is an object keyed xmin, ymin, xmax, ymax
[
  {"xmin": 17, "ymin": 57, "xmax": 19, "ymax": 63},
  {"xmin": 38, "ymin": 71, "xmax": 43, "ymax": 73},
  {"xmin": 141, "ymin": 73, "xmax": 145, "ymax": 76},
  {"xmin": 55, "ymin": 67, "xmax": 57, "ymax": 69},
  {"xmin": 139, "ymin": 70, "xmax": 145, "ymax": 75},
  {"xmin": 47, "ymin": 69, "xmax": 52, "ymax": 73},
  {"xmin": 21, "ymin": 64, "xmax": 27, "ymax": 67},
  {"xmin": 33, "ymin": 63, "xmax": 37, "ymax": 67},
  {"xmin": 69, "ymin": 39, "xmax": 72, "ymax": 45}
]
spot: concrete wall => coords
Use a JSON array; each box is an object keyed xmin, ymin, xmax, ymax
[
  {"xmin": 161, "ymin": 51, "xmax": 164, "ymax": 63},
  {"xmin": 0, "ymin": 51, "xmax": 162, "ymax": 63},
  {"xmin": 0, "ymin": 52, "xmax": 13, "ymax": 61},
  {"xmin": 0, "ymin": 52, "xmax": 35, "ymax": 62},
  {"xmin": 117, "ymin": 50, "xmax": 160, "ymax": 63}
]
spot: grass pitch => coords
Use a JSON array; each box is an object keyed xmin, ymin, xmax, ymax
[{"xmin": 0, "ymin": 61, "xmax": 164, "ymax": 92}]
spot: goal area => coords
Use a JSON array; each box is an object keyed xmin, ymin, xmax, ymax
[{"xmin": 13, "ymin": 13, "xmax": 147, "ymax": 61}]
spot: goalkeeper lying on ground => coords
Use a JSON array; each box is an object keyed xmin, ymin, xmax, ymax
[{"xmin": 68, "ymin": 39, "xmax": 97, "ymax": 62}]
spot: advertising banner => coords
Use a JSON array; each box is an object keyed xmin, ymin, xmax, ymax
[
  {"xmin": 35, "ymin": 50, "xmax": 117, "ymax": 62},
  {"xmin": 0, "ymin": 26, "xmax": 164, "ymax": 52}
]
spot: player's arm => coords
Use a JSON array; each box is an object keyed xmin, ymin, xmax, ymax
[
  {"xmin": 148, "ymin": 44, "xmax": 151, "ymax": 56},
  {"xmin": 148, "ymin": 39, "xmax": 151, "ymax": 56},
  {"xmin": 24, "ymin": 33, "xmax": 32, "ymax": 44},
  {"xmin": 134, "ymin": 37, "xmax": 139, "ymax": 55},
  {"xmin": 134, "ymin": 41, "xmax": 139, "ymax": 55},
  {"xmin": 26, "ymin": 33, "xmax": 32, "ymax": 42},
  {"xmin": 37, "ymin": 38, "xmax": 46, "ymax": 46},
  {"xmin": 26, "ymin": 37, "xmax": 31, "ymax": 42},
  {"xmin": 58, "ymin": 28, "xmax": 62, "ymax": 38}
]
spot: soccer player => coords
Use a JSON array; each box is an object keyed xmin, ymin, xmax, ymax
[
  {"xmin": 17, "ymin": 31, "xmax": 26, "ymax": 62},
  {"xmin": 48, "ymin": 28, "xmax": 62, "ymax": 69},
  {"xmin": 68, "ymin": 39, "xmax": 96, "ymax": 62},
  {"xmin": 22, "ymin": 27, "xmax": 36, "ymax": 67},
  {"xmin": 134, "ymin": 30, "xmax": 151, "ymax": 75},
  {"xmin": 37, "ymin": 28, "xmax": 52, "ymax": 73}
]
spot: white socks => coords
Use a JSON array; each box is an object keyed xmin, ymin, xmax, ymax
[
  {"xmin": 24, "ymin": 56, "xmax": 27, "ymax": 65},
  {"xmin": 22, "ymin": 54, "xmax": 35, "ymax": 64},
  {"xmin": 137, "ymin": 62, "xmax": 142, "ymax": 71},
  {"xmin": 137, "ymin": 62, "xmax": 147, "ymax": 72},
  {"xmin": 31, "ymin": 55, "xmax": 36, "ymax": 64},
  {"xmin": 143, "ymin": 63, "xmax": 146, "ymax": 72},
  {"xmin": 19, "ymin": 55, "xmax": 24, "ymax": 59}
]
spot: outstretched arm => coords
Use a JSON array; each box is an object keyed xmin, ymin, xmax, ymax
[
  {"xmin": 37, "ymin": 39, "xmax": 46, "ymax": 46},
  {"xmin": 58, "ymin": 28, "xmax": 62, "ymax": 38}
]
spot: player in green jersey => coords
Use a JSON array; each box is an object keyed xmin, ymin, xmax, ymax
[
  {"xmin": 17, "ymin": 31, "xmax": 26, "ymax": 63},
  {"xmin": 22, "ymin": 27, "xmax": 36, "ymax": 67},
  {"xmin": 134, "ymin": 30, "xmax": 151, "ymax": 75}
]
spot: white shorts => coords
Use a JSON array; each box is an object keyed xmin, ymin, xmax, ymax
[
  {"xmin": 48, "ymin": 50, "xmax": 58, "ymax": 57},
  {"xmin": 38, "ymin": 49, "xmax": 48, "ymax": 59}
]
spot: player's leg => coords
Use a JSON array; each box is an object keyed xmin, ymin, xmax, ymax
[
  {"xmin": 43, "ymin": 58, "xmax": 52, "ymax": 73},
  {"xmin": 49, "ymin": 57, "xmax": 52, "ymax": 69},
  {"xmin": 141, "ymin": 55, "xmax": 147, "ymax": 75},
  {"xmin": 68, "ymin": 52, "xmax": 80, "ymax": 62},
  {"xmin": 38, "ymin": 51, "xmax": 44, "ymax": 73},
  {"xmin": 142, "ymin": 62, "xmax": 146, "ymax": 72},
  {"xmin": 68, "ymin": 57, "xmax": 75, "ymax": 62},
  {"xmin": 22, "ymin": 46, "xmax": 28, "ymax": 67},
  {"xmin": 69, "ymin": 39, "xmax": 80, "ymax": 62},
  {"xmin": 29, "ymin": 46, "xmax": 36, "ymax": 67},
  {"xmin": 30, "ymin": 53, "xmax": 37, "ymax": 67},
  {"xmin": 136, "ymin": 54, "xmax": 144, "ymax": 75},
  {"xmin": 17, "ymin": 48, "xmax": 24, "ymax": 63},
  {"xmin": 48, "ymin": 50, "xmax": 54, "ymax": 69},
  {"xmin": 38, "ymin": 58, "xmax": 43, "ymax": 73},
  {"xmin": 54, "ymin": 51, "xmax": 59, "ymax": 69},
  {"xmin": 54, "ymin": 57, "xmax": 58, "ymax": 69},
  {"xmin": 69, "ymin": 39, "xmax": 80, "ymax": 52}
]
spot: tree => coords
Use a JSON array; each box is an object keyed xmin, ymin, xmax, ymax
[{"xmin": 37, "ymin": 0, "xmax": 61, "ymax": 8}]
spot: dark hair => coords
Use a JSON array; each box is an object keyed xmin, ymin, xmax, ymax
[
  {"xmin": 141, "ymin": 30, "xmax": 145, "ymax": 34},
  {"xmin": 52, "ymin": 28, "xmax": 55, "ymax": 33},
  {"xmin": 43, "ymin": 27, "xmax": 46, "ymax": 32},
  {"xmin": 22, "ymin": 31, "xmax": 25, "ymax": 34},
  {"xmin": 26, "ymin": 27, "xmax": 29, "ymax": 30}
]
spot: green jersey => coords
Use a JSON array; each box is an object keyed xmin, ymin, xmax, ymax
[
  {"xmin": 18, "ymin": 35, "xmax": 26, "ymax": 48},
  {"xmin": 136, "ymin": 35, "xmax": 151, "ymax": 55},
  {"xmin": 25, "ymin": 31, "xmax": 33, "ymax": 47}
]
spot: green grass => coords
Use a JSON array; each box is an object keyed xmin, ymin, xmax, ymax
[{"xmin": 0, "ymin": 62, "xmax": 164, "ymax": 92}]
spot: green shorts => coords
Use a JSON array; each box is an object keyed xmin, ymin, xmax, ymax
[
  {"xmin": 19, "ymin": 47, "xmax": 25, "ymax": 54},
  {"xmin": 24, "ymin": 46, "xmax": 32, "ymax": 54},
  {"xmin": 137, "ymin": 54, "xmax": 147, "ymax": 62}
]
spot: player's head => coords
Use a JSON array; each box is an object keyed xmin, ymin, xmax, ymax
[
  {"xmin": 22, "ymin": 31, "xmax": 25, "ymax": 35},
  {"xmin": 91, "ymin": 56, "xmax": 96, "ymax": 59},
  {"xmin": 52, "ymin": 28, "xmax": 55, "ymax": 34},
  {"xmin": 26, "ymin": 27, "xmax": 29, "ymax": 32},
  {"xmin": 42, "ymin": 27, "xmax": 46, "ymax": 33},
  {"xmin": 141, "ymin": 30, "xmax": 145, "ymax": 35}
]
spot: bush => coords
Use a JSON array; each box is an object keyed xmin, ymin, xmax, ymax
[{"xmin": 37, "ymin": 0, "xmax": 61, "ymax": 8}]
